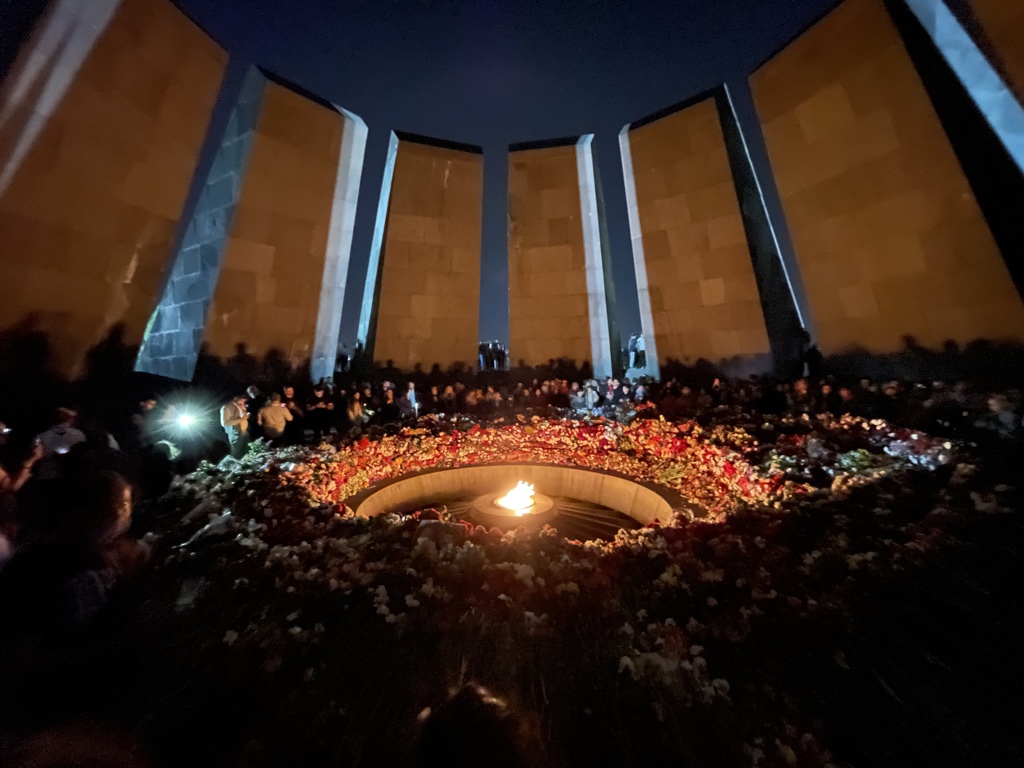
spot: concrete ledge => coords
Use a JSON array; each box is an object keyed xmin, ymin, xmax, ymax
[{"xmin": 347, "ymin": 462, "xmax": 703, "ymax": 524}]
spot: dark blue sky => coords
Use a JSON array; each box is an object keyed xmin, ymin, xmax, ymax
[{"xmin": 173, "ymin": 0, "xmax": 839, "ymax": 345}]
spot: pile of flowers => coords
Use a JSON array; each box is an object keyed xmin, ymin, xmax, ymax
[{"xmin": 134, "ymin": 412, "xmax": 1014, "ymax": 767}]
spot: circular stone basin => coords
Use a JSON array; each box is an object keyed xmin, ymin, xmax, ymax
[
  {"xmin": 346, "ymin": 462, "xmax": 701, "ymax": 527},
  {"xmin": 471, "ymin": 491, "xmax": 557, "ymax": 530}
]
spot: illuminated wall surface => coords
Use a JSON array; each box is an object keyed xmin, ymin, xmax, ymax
[
  {"xmin": 508, "ymin": 139, "xmax": 616, "ymax": 374},
  {"xmin": 202, "ymin": 79, "xmax": 362, "ymax": 374},
  {"xmin": 365, "ymin": 136, "xmax": 483, "ymax": 370},
  {"xmin": 0, "ymin": 0, "xmax": 226, "ymax": 375},
  {"xmin": 967, "ymin": 0, "xmax": 1024, "ymax": 103},
  {"xmin": 750, "ymin": 0, "xmax": 1024, "ymax": 354},
  {"xmin": 622, "ymin": 98, "xmax": 772, "ymax": 372}
]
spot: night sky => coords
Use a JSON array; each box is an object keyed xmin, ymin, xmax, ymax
[{"xmin": 172, "ymin": 0, "xmax": 840, "ymax": 346}]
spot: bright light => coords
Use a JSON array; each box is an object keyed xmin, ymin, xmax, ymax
[
  {"xmin": 496, "ymin": 481, "xmax": 536, "ymax": 515},
  {"xmin": 175, "ymin": 413, "xmax": 197, "ymax": 430}
]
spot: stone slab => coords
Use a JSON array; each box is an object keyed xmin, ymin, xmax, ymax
[
  {"xmin": 750, "ymin": 0, "xmax": 1024, "ymax": 354},
  {"xmin": 0, "ymin": 0, "xmax": 226, "ymax": 376}
]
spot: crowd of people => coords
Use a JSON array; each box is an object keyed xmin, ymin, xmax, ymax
[
  {"xmin": 478, "ymin": 341, "xmax": 509, "ymax": 371},
  {"xmin": 2, "ymin": 366, "xmax": 1023, "ymax": 639},
  {"xmin": 2, "ymin": 361, "xmax": 1024, "ymax": 768},
  {"xmin": 213, "ymin": 372, "xmax": 1024, "ymax": 453},
  {"xmin": 0, "ymin": 406, "xmax": 152, "ymax": 637}
]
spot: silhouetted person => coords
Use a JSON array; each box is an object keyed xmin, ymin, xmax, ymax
[
  {"xmin": 281, "ymin": 385, "xmax": 305, "ymax": 444},
  {"xmin": 34, "ymin": 407, "xmax": 86, "ymax": 481},
  {"xmin": 0, "ymin": 471, "xmax": 150, "ymax": 637},
  {"xmin": 635, "ymin": 333, "xmax": 646, "ymax": 368},
  {"xmin": 306, "ymin": 384, "xmax": 334, "ymax": 440},
  {"xmin": 377, "ymin": 387, "xmax": 400, "ymax": 424},
  {"xmin": 399, "ymin": 381, "xmax": 420, "ymax": 418},
  {"xmin": 245, "ymin": 385, "xmax": 266, "ymax": 440},
  {"xmin": 416, "ymin": 684, "xmax": 539, "ymax": 768}
]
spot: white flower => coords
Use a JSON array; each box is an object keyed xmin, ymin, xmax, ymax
[
  {"xmin": 405, "ymin": 594, "xmax": 421, "ymax": 608},
  {"xmin": 776, "ymin": 740, "xmax": 798, "ymax": 765},
  {"xmin": 689, "ymin": 645, "xmax": 704, "ymax": 656},
  {"xmin": 223, "ymin": 630, "xmax": 239, "ymax": 646},
  {"xmin": 523, "ymin": 611, "xmax": 546, "ymax": 628},
  {"xmin": 618, "ymin": 656, "xmax": 637, "ymax": 676},
  {"xmin": 514, "ymin": 564, "xmax": 536, "ymax": 585},
  {"xmin": 286, "ymin": 610, "xmax": 301, "ymax": 622}
]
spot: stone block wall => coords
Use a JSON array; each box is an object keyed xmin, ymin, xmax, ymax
[
  {"xmin": 621, "ymin": 97, "xmax": 772, "ymax": 374},
  {"xmin": 508, "ymin": 138, "xmax": 616, "ymax": 375},
  {"xmin": 136, "ymin": 68, "xmax": 367, "ymax": 382},
  {"xmin": 367, "ymin": 135, "xmax": 483, "ymax": 371},
  {"xmin": 135, "ymin": 66, "xmax": 265, "ymax": 380},
  {"xmin": 201, "ymin": 79, "xmax": 361, "ymax": 374},
  {"xmin": 967, "ymin": 0, "xmax": 1024, "ymax": 103},
  {"xmin": 0, "ymin": 0, "xmax": 226, "ymax": 375},
  {"xmin": 750, "ymin": 0, "xmax": 1024, "ymax": 354}
]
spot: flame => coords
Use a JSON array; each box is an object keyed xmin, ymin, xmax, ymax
[{"xmin": 495, "ymin": 481, "xmax": 535, "ymax": 514}]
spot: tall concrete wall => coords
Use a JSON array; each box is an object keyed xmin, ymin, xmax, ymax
[
  {"xmin": 363, "ymin": 134, "xmax": 483, "ymax": 371},
  {"xmin": 967, "ymin": 0, "xmax": 1024, "ymax": 104},
  {"xmin": 508, "ymin": 137, "xmax": 616, "ymax": 376},
  {"xmin": 750, "ymin": 0, "xmax": 1024, "ymax": 355},
  {"xmin": 0, "ymin": 0, "xmax": 226, "ymax": 375},
  {"xmin": 621, "ymin": 97, "xmax": 772, "ymax": 376},
  {"xmin": 200, "ymin": 77, "xmax": 365, "ymax": 377},
  {"xmin": 135, "ymin": 66, "xmax": 266, "ymax": 381}
]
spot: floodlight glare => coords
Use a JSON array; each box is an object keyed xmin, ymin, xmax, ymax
[{"xmin": 175, "ymin": 413, "xmax": 197, "ymax": 430}]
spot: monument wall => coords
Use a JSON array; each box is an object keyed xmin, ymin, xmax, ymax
[
  {"xmin": 750, "ymin": 0, "xmax": 1024, "ymax": 355},
  {"xmin": 621, "ymin": 96, "xmax": 772, "ymax": 374},
  {"xmin": 967, "ymin": 0, "xmax": 1024, "ymax": 103},
  {"xmin": 367, "ymin": 135, "xmax": 483, "ymax": 371},
  {"xmin": 201, "ymin": 78, "xmax": 364, "ymax": 378},
  {"xmin": 508, "ymin": 137, "xmax": 616, "ymax": 375},
  {"xmin": 0, "ymin": 0, "xmax": 226, "ymax": 375}
]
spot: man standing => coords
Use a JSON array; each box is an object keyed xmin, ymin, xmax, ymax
[
  {"xmin": 399, "ymin": 381, "xmax": 419, "ymax": 419},
  {"xmin": 258, "ymin": 393, "xmax": 293, "ymax": 443},
  {"xmin": 635, "ymin": 334, "xmax": 646, "ymax": 370},
  {"xmin": 627, "ymin": 334, "xmax": 638, "ymax": 370},
  {"xmin": 245, "ymin": 385, "xmax": 266, "ymax": 441},
  {"xmin": 281, "ymin": 386, "xmax": 304, "ymax": 444},
  {"xmin": 220, "ymin": 394, "xmax": 249, "ymax": 459},
  {"xmin": 306, "ymin": 384, "xmax": 334, "ymax": 440}
]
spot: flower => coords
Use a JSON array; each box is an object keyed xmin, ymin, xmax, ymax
[{"xmin": 146, "ymin": 409, "xmax": 980, "ymax": 764}]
